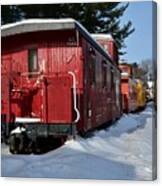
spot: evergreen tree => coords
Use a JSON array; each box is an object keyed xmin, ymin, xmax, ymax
[
  {"xmin": 1, "ymin": 3, "xmax": 135, "ymax": 55},
  {"xmin": 1, "ymin": 5, "xmax": 22, "ymax": 24}
]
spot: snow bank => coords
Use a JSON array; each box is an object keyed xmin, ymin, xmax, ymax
[{"xmin": 1, "ymin": 102, "xmax": 155, "ymax": 180}]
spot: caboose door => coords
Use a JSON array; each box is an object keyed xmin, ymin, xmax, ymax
[{"xmin": 44, "ymin": 76, "xmax": 72, "ymax": 124}]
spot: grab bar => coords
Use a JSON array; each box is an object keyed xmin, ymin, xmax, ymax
[{"xmin": 68, "ymin": 71, "xmax": 80, "ymax": 123}]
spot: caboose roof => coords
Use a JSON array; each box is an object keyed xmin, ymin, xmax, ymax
[
  {"xmin": 2, "ymin": 18, "xmax": 119, "ymax": 69},
  {"xmin": 91, "ymin": 33, "xmax": 118, "ymax": 47},
  {"xmin": 1, "ymin": 18, "xmax": 76, "ymax": 37},
  {"xmin": 91, "ymin": 34, "xmax": 114, "ymax": 41}
]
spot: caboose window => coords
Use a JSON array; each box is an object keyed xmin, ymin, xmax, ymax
[{"xmin": 28, "ymin": 48, "xmax": 38, "ymax": 73}]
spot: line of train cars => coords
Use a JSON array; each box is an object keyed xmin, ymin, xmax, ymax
[
  {"xmin": 119, "ymin": 63, "xmax": 146, "ymax": 113},
  {"xmin": 92, "ymin": 35, "xmax": 146, "ymax": 113},
  {"xmin": 1, "ymin": 19, "xmax": 146, "ymax": 153}
]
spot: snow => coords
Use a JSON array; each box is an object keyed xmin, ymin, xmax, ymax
[
  {"xmin": 91, "ymin": 33, "xmax": 114, "ymax": 40},
  {"xmin": 1, "ymin": 18, "xmax": 76, "ymax": 30},
  {"xmin": 1, "ymin": 102, "xmax": 155, "ymax": 180},
  {"xmin": 10, "ymin": 126, "xmax": 26, "ymax": 134},
  {"xmin": 121, "ymin": 72, "xmax": 129, "ymax": 77}
]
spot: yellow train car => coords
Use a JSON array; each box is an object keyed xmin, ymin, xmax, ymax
[{"xmin": 136, "ymin": 79, "xmax": 146, "ymax": 109}]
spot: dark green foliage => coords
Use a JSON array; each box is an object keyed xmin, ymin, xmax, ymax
[
  {"xmin": 1, "ymin": 5, "xmax": 23, "ymax": 24},
  {"xmin": 1, "ymin": 3, "xmax": 135, "ymax": 54}
]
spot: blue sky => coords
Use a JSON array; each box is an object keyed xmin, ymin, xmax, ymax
[{"xmin": 120, "ymin": 1, "xmax": 154, "ymax": 63}]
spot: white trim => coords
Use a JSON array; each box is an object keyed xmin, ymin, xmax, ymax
[{"xmin": 15, "ymin": 117, "xmax": 41, "ymax": 123}]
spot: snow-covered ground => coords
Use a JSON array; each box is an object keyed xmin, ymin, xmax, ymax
[{"xmin": 1, "ymin": 102, "xmax": 156, "ymax": 180}]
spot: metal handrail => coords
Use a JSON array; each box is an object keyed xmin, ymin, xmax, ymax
[{"xmin": 68, "ymin": 71, "xmax": 80, "ymax": 123}]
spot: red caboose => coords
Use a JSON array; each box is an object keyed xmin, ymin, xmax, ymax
[
  {"xmin": 1, "ymin": 19, "xmax": 121, "ymax": 153},
  {"xmin": 91, "ymin": 34, "xmax": 119, "ymax": 65},
  {"xmin": 119, "ymin": 64, "xmax": 137, "ymax": 113}
]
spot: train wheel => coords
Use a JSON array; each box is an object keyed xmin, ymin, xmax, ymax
[
  {"xmin": 9, "ymin": 134, "xmax": 19, "ymax": 154},
  {"xmin": 9, "ymin": 133, "xmax": 28, "ymax": 154}
]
